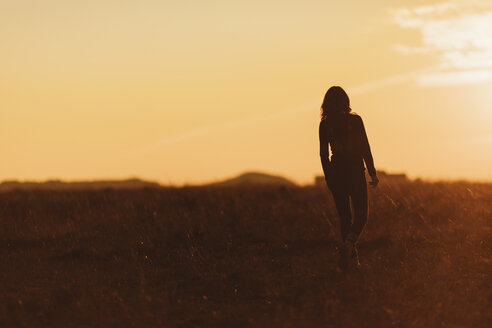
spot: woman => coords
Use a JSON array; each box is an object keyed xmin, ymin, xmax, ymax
[{"xmin": 319, "ymin": 86, "xmax": 378, "ymax": 269}]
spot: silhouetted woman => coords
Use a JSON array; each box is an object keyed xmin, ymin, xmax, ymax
[{"xmin": 319, "ymin": 86, "xmax": 378, "ymax": 269}]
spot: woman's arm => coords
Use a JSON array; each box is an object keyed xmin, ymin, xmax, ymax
[
  {"xmin": 357, "ymin": 116, "xmax": 378, "ymax": 186},
  {"xmin": 319, "ymin": 120, "xmax": 332, "ymax": 182}
]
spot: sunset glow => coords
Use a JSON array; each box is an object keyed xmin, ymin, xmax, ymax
[{"xmin": 1, "ymin": 0, "xmax": 491, "ymax": 184}]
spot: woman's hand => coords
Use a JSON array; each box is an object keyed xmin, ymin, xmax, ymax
[
  {"xmin": 324, "ymin": 164, "xmax": 335, "ymax": 190},
  {"xmin": 369, "ymin": 175, "xmax": 379, "ymax": 188}
]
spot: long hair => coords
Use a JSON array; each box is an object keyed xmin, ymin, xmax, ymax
[{"xmin": 320, "ymin": 86, "xmax": 351, "ymax": 121}]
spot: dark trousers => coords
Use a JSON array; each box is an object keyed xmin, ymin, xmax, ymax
[{"xmin": 329, "ymin": 165, "xmax": 368, "ymax": 242}]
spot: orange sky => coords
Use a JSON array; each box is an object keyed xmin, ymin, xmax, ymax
[{"xmin": 1, "ymin": 0, "xmax": 491, "ymax": 184}]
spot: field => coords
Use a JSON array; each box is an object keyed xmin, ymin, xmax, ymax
[{"xmin": 0, "ymin": 180, "xmax": 491, "ymax": 327}]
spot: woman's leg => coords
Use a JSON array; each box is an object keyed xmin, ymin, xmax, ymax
[
  {"xmin": 349, "ymin": 171, "xmax": 368, "ymax": 241},
  {"xmin": 330, "ymin": 188, "xmax": 352, "ymax": 241}
]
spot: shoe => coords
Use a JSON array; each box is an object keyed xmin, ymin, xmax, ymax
[
  {"xmin": 345, "ymin": 233, "xmax": 361, "ymax": 267},
  {"xmin": 344, "ymin": 239, "xmax": 361, "ymax": 269}
]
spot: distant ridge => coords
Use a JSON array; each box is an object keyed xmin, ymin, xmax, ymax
[
  {"xmin": 0, "ymin": 179, "xmax": 160, "ymax": 191},
  {"xmin": 211, "ymin": 172, "xmax": 296, "ymax": 187}
]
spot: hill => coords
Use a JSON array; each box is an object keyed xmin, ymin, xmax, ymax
[
  {"xmin": 0, "ymin": 178, "xmax": 160, "ymax": 191},
  {"xmin": 211, "ymin": 171, "xmax": 296, "ymax": 187}
]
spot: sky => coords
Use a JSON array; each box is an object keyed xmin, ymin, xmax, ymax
[{"xmin": 1, "ymin": 0, "xmax": 492, "ymax": 185}]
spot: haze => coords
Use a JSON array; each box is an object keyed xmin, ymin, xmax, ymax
[{"xmin": 1, "ymin": 0, "xmax": 491, "ymax": 184}]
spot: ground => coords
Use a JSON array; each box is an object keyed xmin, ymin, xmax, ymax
[{"xmin": 0, "ymin": 181, "xmax": 491, "ymax": 327}]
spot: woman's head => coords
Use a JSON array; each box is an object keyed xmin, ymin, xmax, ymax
[{"xmin": 320, "ymin": 86, "xmax": 351, "ymax": 120}]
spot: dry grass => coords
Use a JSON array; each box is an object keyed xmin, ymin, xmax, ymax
[{"xmin": 0, "ymin": 181, "xmax": 491, "ymax": 327}]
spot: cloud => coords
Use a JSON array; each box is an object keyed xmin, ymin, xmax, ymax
[
  {"xmin": 418, "ymin": 69, "xmax": 492, "ymax": 86},
  {"xmin": 349, "ymin": 69, "xmax": 424, "ymax": 94},
  {"xmin": 109, "ymin": 100, "xmax": 320, "ymax": 160},
  {"xmin": 108, "ymin": 70, "xmax": 423, "ymax": 159},
  {"xmin": 391, "ymin": 1, "xmax": 492, "ymax": 86}
]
